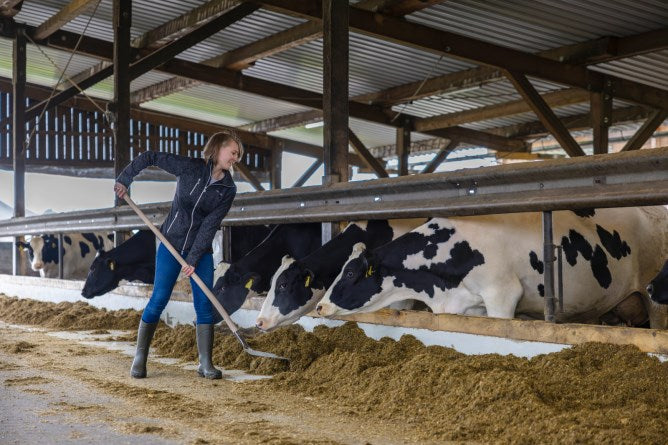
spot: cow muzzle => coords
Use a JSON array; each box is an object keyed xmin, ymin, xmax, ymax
[
  {"xmin": 315, "ymin": 302, "xmax": 336, "ymax": 317},
  {"xmin": 32, "ymin": 261, "xmax": 44, "ymax": 270}
]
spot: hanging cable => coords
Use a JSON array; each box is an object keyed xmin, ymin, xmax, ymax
[{"xmin": 21, "ymin": 0, "xmax": 105, "ymax": 151}]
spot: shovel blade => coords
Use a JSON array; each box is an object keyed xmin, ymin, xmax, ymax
[
  {"xmin": 234, "ymin": 331, "xmax": 289, "ymax": 361},
  {"xmin": 244, "ymin": 347, "xmax": 289, "ymax": 361}
]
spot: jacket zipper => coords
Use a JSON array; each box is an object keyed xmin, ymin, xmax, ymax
[
  {"xmin": 181, "ymin": 166, "xmax": 212, "ymax": 254},
  {"xmin": 166, "ymin": 210, "xmax": 179, "ymax": 234},
  {"xmin": 189, "ymin": 178, "xmax": 201, "ymax": 195}
]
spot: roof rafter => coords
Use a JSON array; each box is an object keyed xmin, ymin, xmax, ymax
[
  {"xmin": 33, "ymin": 0, "xmax": 99, "ymax": 40},
  {"xmin": 254, "ymin": 1, "xmax": 668, "ymax": 111},
  {"xmin": 132, "ymin": 0, "xmax": 241, "ymax": 49},
  {"xmin": 0, "ymin": 19, "xmax": 526, "ymax": 152},
  {"xmin": 129, "ymin": 0, "xmax": 440, "ymax": 104},
  {"xmin": 414, "ymin": 88, "xmax": 590, "ymax": 132}
]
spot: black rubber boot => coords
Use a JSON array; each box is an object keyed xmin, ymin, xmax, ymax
[
  {"xmin": 130, "ymin": 320, "xmax": 158, "ymax": 378},
  {"xmin": 196, "ymin": 324, "xmax": 222, "ymax": 379}
]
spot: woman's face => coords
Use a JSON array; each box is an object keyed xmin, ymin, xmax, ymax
[{"xmin": 216, "ymin": 141, "xmax": 241, "ymax": 170}]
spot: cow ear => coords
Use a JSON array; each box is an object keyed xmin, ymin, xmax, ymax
[
  {"xmin": 303, "ymin": 268, "xmax": 314, "ymax": 287},
  {"xmin": 15, "ymin": 241, "xmax": 25, "ymax": 250}
]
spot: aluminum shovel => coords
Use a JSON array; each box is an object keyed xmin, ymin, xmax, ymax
[{"xmin": 123, "ymin": 194, "xmax": 288, "ymax": 361}]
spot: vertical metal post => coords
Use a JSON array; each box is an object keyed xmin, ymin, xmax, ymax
[
  {"xmin": 12, "ymin": 24, "xmax": 28, "ymax": 276},
  {"xmin": 58, "ymin": 232, "xmax": 64, "ymax": 279},
  {"xmin": 542, "ymin": 211, "xmax": 556, "ymax": 322},
  {"xmin": 222, "ymin": 226, "xmax": 232, "ymax": 263},
  {"xmin": 397, "ymin": 123, "xmax": 411, "ymax": 176},
  {"xmin": 270, "ymin": 141, "xmax": 282, "ymax": 190}
]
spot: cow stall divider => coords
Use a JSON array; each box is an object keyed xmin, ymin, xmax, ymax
[{"xmin": 1, "ymin": 147, "xmax": 667, "ymax": 354}]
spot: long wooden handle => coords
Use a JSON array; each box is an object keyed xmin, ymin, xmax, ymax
[{"xmin": 123, "ymin": 194, "xmax": 239, "ymax": 333}]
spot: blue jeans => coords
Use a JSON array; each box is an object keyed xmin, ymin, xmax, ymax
[{"xmin": 141, "ymin": 243, "xmax": 216, "ymax": 324}]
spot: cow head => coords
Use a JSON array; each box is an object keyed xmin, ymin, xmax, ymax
[
  {"xmin": 256, "ymin": 255, "xmax": 318, "ymax": 331},
  {"xmin": 647, "ymin": 259, "xmax": 668, "ymax": 305},
  {"xmin": 316, "ymin": 242, "xmax": 387, "ymax": 317},
  {"xmin": 17, "ymin": 235, "xmax": 59, "ymax": 276},
  {"xmin": 211, "ymin": 262, "xmax": 260, "ymax": 318},
  {"xmin": 81, "ymin": 251, "xmax": 119, "ymax": 299}
]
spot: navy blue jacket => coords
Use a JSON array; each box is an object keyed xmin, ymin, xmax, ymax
[{"xmin": 116, "ymin": 151, "xmax": 236, "ymax": 267}]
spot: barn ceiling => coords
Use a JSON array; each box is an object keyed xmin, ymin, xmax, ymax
[{"xmin": 1, "ymin": 0, "xmax": 666, "ymax": 161}]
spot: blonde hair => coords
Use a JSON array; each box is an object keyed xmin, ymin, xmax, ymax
[{"xmin": 202, "ymin": 131, "xmax": 244, "ymax": 170}]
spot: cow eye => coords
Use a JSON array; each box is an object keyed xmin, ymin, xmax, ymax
[
  {"xmin": 345, "ymin": 270, "xmax": 354, "ymax": 279},
  {"xmin": 278, "ymin": 282, "xmax": 287, "ymax": 290}
]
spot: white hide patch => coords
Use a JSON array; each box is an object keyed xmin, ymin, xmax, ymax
[{"xmin": 213, "ymin": 262, "xmax": 231, "ymax": 283}]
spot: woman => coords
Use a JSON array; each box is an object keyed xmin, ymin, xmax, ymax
[{"xmin": 114, "ymin": 131, "xmax": 242, "ymax": 379}]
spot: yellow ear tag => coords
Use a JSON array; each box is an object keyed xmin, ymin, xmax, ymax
[
  {"xmin": 52, "ymin": 242, "xmax": 56, "ymax": 248},
  {"xmin": 365, "ymin": 266, "xmax": 374, "ymax": 277},
  {"xmin": 305, "ymin": 275, "xmax": 311, "ymax": 287},
  {"xmin": 245, "ymin": 278, "xmax": 254, "ymax": 289},
  {"xmin": 109, "ymin": 261, "xmax": 115, "ymax": 271}
]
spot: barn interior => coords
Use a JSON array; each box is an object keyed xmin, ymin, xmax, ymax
[{"xmin": 0, "ymin": 1, "xmax": 667, "ymax": 443}]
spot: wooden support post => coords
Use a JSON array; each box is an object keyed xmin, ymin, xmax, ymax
[
  {"xmin": 504, "ymin": 70, "xmax": 586, "ymax": 157},
  {"xmin": 270, "ymin": 141, "xmax": 282, "ymax": 189},
  {"xmin": 620, "ymin": 109, "xmax": 668, "ymax": 152},
  {"xmin": 421, "ymin": 139, "xmax": 459, "ymax": 174},
  {"xmin": 112, "ymin": 0, "xmax": 131, "ymax": 245},
  {"xmin": 322, "ymin": 0, "xmax": 349, "ymax": 187},
  {"xmin": 12, "ymin": 24, "xmax": 28, "ymax": 276},
  {"xmin": 590, "ymin": 91, "xmax": 612, "ymax": 154},
  {"xmin": 322, "ymin": 0, "xmax": 349, "ymax": 242},
  {"xmin": 397, "ymin": 123, "xmax": 411, "ymax": 176}
]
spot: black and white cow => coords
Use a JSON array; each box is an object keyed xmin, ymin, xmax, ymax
[
  {"xmin": 316, "ymin": 207, "xmax": 668, "ymax": 325},
  {"xmin": 647, "ymin": 260, "xmax": 668, "ymax": 305},
  {"xmin": 255, "ymin": 219, "xmax": 425, "ymax": 331},
  {"xmin": 81, "ymin": 230, "xmax": 156, "ymax": 299},
  {"xmin": 212, "ymin": 223, "xmax": 322, "ymax": 317},
  {"xmin": 82, "ymin": 225, "xmax": 272, "ymax": 299},
  {"xmin": 16, "ymin": 232, "xmax": 113, "ymax": 279}
]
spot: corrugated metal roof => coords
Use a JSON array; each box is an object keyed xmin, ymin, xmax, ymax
[
  {"xmin": 3, "ymin": 0, "xmax": 667, "ymax": 156},
  {"xmin": 408, "ymin": 0, "xmax": 668, "ymax": 51},
  {"xmin": 141, "ymin": 83, "xmax": 312, "ymax": 127}
]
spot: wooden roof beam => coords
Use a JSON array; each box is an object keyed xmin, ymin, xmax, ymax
[
  {"xmin": 33, "ymin": 0, "xmax": 99, "ymax": 41},
  {"xmin": 2, "ymin": 21, "xmax": 526, "ymax": 152},
  {"xmin": 130, "ymin": 76, "xmax": 199, "ymax": 104},
  {"xmin": 0, "ymin": 0, "xmax": 22, "ymax": 17},
  {"xmin": 56, "ymin": 60, "xmax": 111, "ymax": 90},
  {"xmin": 504, "ymin": 70, "xmax": 585, "ymax": 157},
  {"xmin": 255, "ymin": 1, "xmax": 668, "ymax": 110},
  {"xmin": 128, "ymin": 0, "xmax": 442, "ymax": 103},
  {"xmin": 132, "ymin": 0, "xmax": 241, "ymax": 49},
  {"xmin": 376, "ymin": 0, "xmax": 445, "ymax": 16},
  {"xmin": 349, "ymin": 129, "xmax": 389, "ymax": 178},
  {"xmin": 620, "ymin": 110, "xmax": 668, "ymax": 152},
  {"xmin": 202, "ymin": 0, "xmax": 438, "ymax": 71},
  {"xmin": 237, "ymin": 109, "xmax": 323, "ymax": 133},
  {"xmin": 414, "ymin": 88, "xmax": 590, "ymax": 132},
  {"xmin": 420, "ymin": 139, "xmax": 459, "ymax": 174},
  {"xmin": 206, "ymin": 21, "xmax": 322, "ymax": 70},
  {"xmin": 353, "ymin": 29, "xmax": 668, "ymax": 107},
  {"xmin": 488, "ymin": 105, "xmax": 653, "ymax": 140}
]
